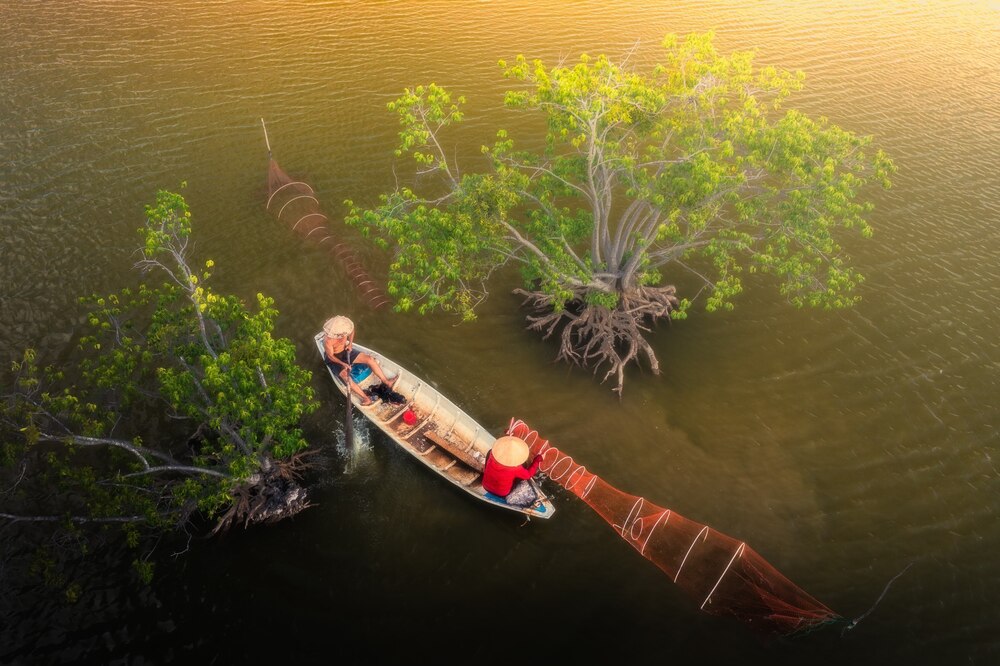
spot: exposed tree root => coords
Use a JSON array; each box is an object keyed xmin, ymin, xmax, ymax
[
  {"xmin": 211, "ymin": 449, "xmax": 319, "ymax": 535},
  {"xmin": 514, "ymin": 284, "xmax": 679, "ymax": 396}
]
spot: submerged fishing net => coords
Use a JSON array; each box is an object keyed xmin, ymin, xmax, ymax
[
  {"xmin": 506, "ymin": 418, "xmax": 843, "ymax": 636},
  {"xmin": 262, "ymin": 121, "xmax": 388, "ymax": 310}
]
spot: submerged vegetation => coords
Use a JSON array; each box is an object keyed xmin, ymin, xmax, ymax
[{"xmin": 347, "ymin": 32, "xmax": 894, "ymax": 394}]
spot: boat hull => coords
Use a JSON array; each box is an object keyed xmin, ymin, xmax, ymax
[{"xmin": 315, "ymin": 333, "xmax": 555, "ymax": 519}]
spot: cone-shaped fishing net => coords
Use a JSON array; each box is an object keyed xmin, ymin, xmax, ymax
[
  {"xmin": 507, "ymin": 418, "xmax": 843, "ymax": 636},
  {"xmin": 263, "ymin": 123, "xmax": 388, "ymax": 310}
]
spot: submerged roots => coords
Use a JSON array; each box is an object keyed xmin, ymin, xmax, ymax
[{"xmin": 514, "ymin": 284, "xmax": 679, "ymax": 396}]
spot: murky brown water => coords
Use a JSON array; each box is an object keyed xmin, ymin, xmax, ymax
[{"xmin": 2, "ymin": 1, "xmax": 998, "ymax": 663}]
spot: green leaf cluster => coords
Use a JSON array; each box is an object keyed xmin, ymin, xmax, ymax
[
  {"xmin": 348, "ymin": 32, "xmax": 894, "ymax": 320},
  {"xmin": 1, "ymin": 190, "xmax": 318, "ymax": 582}
]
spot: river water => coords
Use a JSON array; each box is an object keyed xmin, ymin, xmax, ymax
[{"xmin": 1, "ymin": 1, "xmax": 998, "ymax": 664}]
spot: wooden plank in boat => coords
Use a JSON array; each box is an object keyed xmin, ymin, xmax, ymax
[
  {"xmin": 425, "ymin": 431, "xmax": 485, "ymax": 471},
  {"xmin": 445, "ymin": 463, "xmax": 480, "ymax": 487},
  {"xmin": 422, "ymin": 447, "xmax": 453, "ymax": 469},
  {"xmin": 408, "ymin": 431, "xmax": 434, "ymax": 453}
]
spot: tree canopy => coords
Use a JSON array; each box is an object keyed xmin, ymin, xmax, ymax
[
  {"xmin": 348, "ymin": 32, "xmax": 894, "ymax": 394},
  {"xmin": 1, "ymin": 189, "xmax": 318, "ymax": 591}
]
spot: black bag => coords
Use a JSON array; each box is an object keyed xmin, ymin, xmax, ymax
[{"xmin": 365, "ymin": 382, "xmax": 406, "ymax": 404}]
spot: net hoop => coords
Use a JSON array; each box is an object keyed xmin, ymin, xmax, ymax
[
  {"xmin": 266, "ymin": 180, "xmax": 314, "ymax": 210},
  {"xmin": 264, "ymin": 154, "xmax": 390, "ymax": 310}
]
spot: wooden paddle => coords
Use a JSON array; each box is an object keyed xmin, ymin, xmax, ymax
[
  {"xmin": 344, "ymin": 373, "xmax": 354, "ymax": 448},
  {"xmin": 343, "ymin": 339, "xmax": 356, "ymax": 448}
]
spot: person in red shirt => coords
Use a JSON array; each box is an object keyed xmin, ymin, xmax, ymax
[{"xmin": 482, "ymin": 436, "xmax": 542, "ymax": 507}]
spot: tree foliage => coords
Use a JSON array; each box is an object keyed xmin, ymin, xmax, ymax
[
  {"xmin": 346, "ymin": 33, "xmax": 894, "ymax": 393},
  {"xmin": 1, "ymin": 189, "xmax": 318, "ymax": 593}
]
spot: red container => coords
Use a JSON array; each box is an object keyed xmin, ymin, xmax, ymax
[{"xmin": 402, "ymin": 409, "xmax": 417, "ymax": 425}]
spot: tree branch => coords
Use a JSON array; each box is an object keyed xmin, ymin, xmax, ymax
[
  {"xmin": 417, "ymin": 107, "xmax": 458, "ymax": 185},
  {"xmin": 174, "ymin": 357, "xmax": 252, "ymax": 456},
  {"xmin": 123, "ymin": 465, "xmax": 228, "ymax": 480},
  {"xmin": 37, "ymin": 432, "xmax": 177, "ymax": 469},
  {"xmin": 0, "ymin": 512, "xmax": 147, "ymax": 525}
]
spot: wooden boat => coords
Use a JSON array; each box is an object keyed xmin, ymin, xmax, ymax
[{"xmin": 314, "ymin": 333, "xmax": 555, "ymax": 519}]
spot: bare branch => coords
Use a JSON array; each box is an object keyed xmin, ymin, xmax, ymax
[
  {"xmin": 36, "ymin": 432, "xmax": 181, "ymax": 469},
  {"xmin": 123, "ymin": 465, "xmax": 228, "ymax": 480},
  {"xmin": 0, "ymin": 512, "xmax": 147, "ymax": 525},
  {"xmin": 1, "ymin": 462, "xmax": 28, "ymax": 496}
]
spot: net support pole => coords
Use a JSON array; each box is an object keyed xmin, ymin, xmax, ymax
[{"xmin": 261, "ymin": 118, "xmax": 272, "ymax": 156}]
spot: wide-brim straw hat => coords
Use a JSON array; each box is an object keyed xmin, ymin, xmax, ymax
[
  {"xmin": 491, "ymin": 435, "xmax": 529, "ymax": 467},
  {"xmin": 323, "ymin": 315, "xmax": 354, "ymax": 338}
]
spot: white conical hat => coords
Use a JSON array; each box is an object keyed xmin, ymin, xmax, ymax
[
  {"xmin": 491, "ymin": 435, "xmax": 529, "ymax": 467},
  {"xmin": 323, "ymin": 315, "xmax": 354, "ymax": 337}
]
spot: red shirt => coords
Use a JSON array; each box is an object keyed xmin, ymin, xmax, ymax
[{"xmin": 482, "ymin": 452, "xmax": 541, "ymax": 497}]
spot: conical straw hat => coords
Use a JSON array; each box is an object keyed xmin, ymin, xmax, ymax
[
  {"xmin": 491, "ymin": 435, "xmax": 529, "ymax": 467},
  {"xmin": 323, "ymin": 315, "xmax": 354, "ymax": 337}
]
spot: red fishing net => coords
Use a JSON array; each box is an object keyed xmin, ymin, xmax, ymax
[
  {"xmin": 263, "ymin": 122, "xmax": 388, "ymax": 310},
  {"xmin": 506, "ymin": 418, "xmax": 842, "ymax": 636}
]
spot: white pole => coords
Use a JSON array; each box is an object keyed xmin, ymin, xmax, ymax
[{"xmin": 260, "ymin": 118, "xmax": 272, "ymax": 155}]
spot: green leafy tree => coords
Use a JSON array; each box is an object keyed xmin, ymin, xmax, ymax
[
  {"xmin": 1, "ymin": 189, "xmax": 318, "ymax": 592},
  {"xmin": 346, "ymin": 33, "xmax": 895, "ymax": 393}
]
